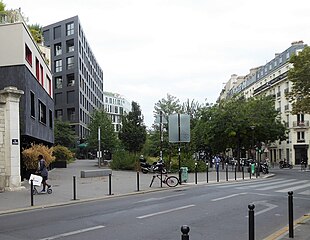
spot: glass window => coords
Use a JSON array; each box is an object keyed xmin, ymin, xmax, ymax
[
  {"xmin": 67, "ymin": 73, "xmax": 75, "ymax": 86},
  {"xmin": 67, "ymin": 108, "xmax": 75, "ymax": 121},
  {"xmin": 30, "ymin": 91, "xmax": 35, "ymax": 118},
  {"xmin": 67, "ymin": 57, "xmax": 74, "ymax": 69},
  {"xmin": 55, "ymin": 59, "xmax": 62, "ymax": 72},
  {"xmin": 55, "ymin": 93, "xmax": 62, "ymax": 105},
  {"xmin": 54, "ymin": 43, "xmax": 62, "ymax": 56},
  {"xmin": 49, "ymin": 109, "xmax": 53, "ymax": 129},
  {"xmin": 66, "ymin": 39, "xmax": 74, "ymax": 52},
  {"xmin": 38, "ymin": 100, "xmax": 47, "ymax": 124},
  {"xmin": 43, "ymin": 30, "xmax": 50, "ymax": 42},
  {"xmin": 55, "ymin": 109, "xmax": 63, "ymax": 120},
  {"xmin": 54, "ymin": 26, "xmax": 61, "ymax": 39},
  {"xmin": 67, "ymin": 91, "xmax": 74, "ymax": 104},
  {"xmin": 35, "ymin": 58, "xmax": 40, "ymax": 80},
  {"xmin": 25, "ymin": 44, "xmax": 32, "ymax": 66},
  {"xmin": 55, "ymin": 76, "xmax": 63, "ymax": 89},
  {"xmin": 66, "ymin": 22, "xmax": 74, "ymax": 36}
]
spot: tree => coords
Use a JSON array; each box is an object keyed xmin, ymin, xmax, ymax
[
  {"xmin": 28, "ymin": 24, "xmax": 43, "ymax": 44},
  {"xmin": 0, "ymin": 1, "xmax": 6, "ymax": 12},
  {"xmin": 87, "ymin": 110, "xmax": 118, "ymax": 153},
  {"xmin": 54, "ymin": 120, "xmax": 77, "ymax": 148},
  {"xmin": 286, "ymin": 46, "xmax": 310, "ymax": 114},
  {"xmin": 119, "ymin": 101, "xmax": 147, "ymax": 153}
]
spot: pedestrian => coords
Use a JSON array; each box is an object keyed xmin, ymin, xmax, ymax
[{"xmin": 37, "ymin": 154, "xmax": 51, "ymax": 193}]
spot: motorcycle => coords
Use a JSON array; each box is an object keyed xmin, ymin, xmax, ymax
[
  {"xmin": 279, "ymin": 160, "xmax": 293, "ymax": 169},
  {"xmin": 260, "ymin": 162, "xmax": 269, "ymax": 174},
  {"xmin": 140, "ymin": 159, "xmax": 167, "ymax": 174}
]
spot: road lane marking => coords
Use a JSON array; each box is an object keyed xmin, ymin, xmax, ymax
[
  {"xmin": 256, "ymin": 180, "xmax": 308, "ymax": 191},
  {"xmin": 134, "ymin": 193, "xmax": 185, "ymax": 203},
  {"xmin": 39, "ymin": 225, "xmax": 105, "ymax": 240},
  {"xmin": 137, "ymin": 205, "xmax": 195, "ymax": 219},
  {"xmin": 276, "ymin": 182, "xmax": 310, "ymax": 193},
  {"xmin": 211, "ymin": 192, "xmax": 247, "ymax": 201},
  {"xmin": 253, "ymin": 201, "xmax": 278, "ymax": 216},
  {"xmin": 299, "ymin": 189, "xmax": 310, "ymax": 195}
]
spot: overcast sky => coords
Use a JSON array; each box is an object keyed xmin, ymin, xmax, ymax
[{"xmin": 6, "ymin": 0, "xmax": 310, "ymax": 127}]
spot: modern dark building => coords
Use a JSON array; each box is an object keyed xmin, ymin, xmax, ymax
[
  {"xmin": 42, "ymin": 16, "xmax": 104, "ymax": 140},
  {"xmin": 0, "ymin": 10, "xmax": 54, "ymax": 147}
]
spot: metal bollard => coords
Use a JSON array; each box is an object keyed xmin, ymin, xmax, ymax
[
  {"xmin": 226, "ymin": 163, "xmax": 228, "ymax": 181},
  {"xmin": 248, "ymin": 204, "xmax": 255, "ymax": 240},
  {"xmin": 242, "ymin": 166, "xmax": 244, "ymax": 180},
  {"xmin": 136, "ymin": 171, "xmax": 140, "ymax": 191},
  {"xmin": 235, "ymin": 164, "xmax": 237, "ymax": 180},
  {"xmin": 160, "ymin": 169, "xmax": 163, "ymax": 188},
  {"xmin": 249, "ymin": 167, "xmax": 251, "ymax": 179},
  {"xmin": 206, "ymin": 163, "xmax": 209, "ymax": 183},
  {"xmin": 288, "ymin": 191, "xmax": 294, "ymax": 238},
  {"xmin": 181, "ymin": 225, "xmax": 190, "ymax": 240},
  {"xmin": 195, "ymin": 162, "xmax": 198, "ymax": 184},
  {"xmin": 217, "ymin": 163, "xmax": 219, "ymax": 182},
  {"xmin": 30, "ymin": 179, "xmax": 34, "ymax": 206},
  {"xmin": 73, "ymin": 176, "xmax": 77, "ymax": 200},
  {"xmin": 109, "ymin": 173, "xmax": 112, "ymax": 195}
]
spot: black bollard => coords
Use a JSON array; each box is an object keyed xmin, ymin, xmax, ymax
[
  {"xmin": 242, "ymin": 166, "xmax": 244, "ymax": 180},
  {"xmin": 160, "ymin": 169, "xmax": 163, "ymax": 188},
  {"xmin": 249, "ymin": 166, "xmax": 251, "ymax": 179},
  {"xmin": 235, "ymin": 164, "xmax": 237, "ymax": 180},
  {"xmin": 248, "ymin": 204, "xmax": 255, "ymax": 240},
  {"xmin": 206, "ymin": 163, "xmax": 209, "ymax": 183},
  {"xmin": 181, "ymin": 225, "xmax": 190, "ymax": 240},
  {"xmin": 288, "ymin": 191, "xmax": 294, "ymax": 238},
  {"xmin": 30, "ymin": 179, "xmax": 34, "ymax": 206},
  {"xmin": 226, "ymin": 164, "xmax": 228, "ymax": 181},
  {"xmin": 73, "ymin": 176, "xmax": 77, "ymax": 200},
  {"xmin": 256, "ymin": 164, "xmax": 258, "ymax": 178},
  {"xmin": 109, "ymin": 173, "xmax": 112, "ymax": 195},
  {"xmin": 217, "ymin": 163, "xmax": 219, "ymax": 182},
  {"xmin": 136, "ymin": 171, "xmax": 140, "ymax": 191},
  {"xmin": 195, "ymin": 163, "xmax": 198, "ymax": 184}
]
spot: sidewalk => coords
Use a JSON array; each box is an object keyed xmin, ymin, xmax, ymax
[{"xmin": 0, "ymin": 159, "xmax": 309, "ymax": 239}]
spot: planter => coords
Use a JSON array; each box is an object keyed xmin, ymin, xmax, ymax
[{"xmin": 51, "ymin": 160, "xmax": 67, "ymax": 168}]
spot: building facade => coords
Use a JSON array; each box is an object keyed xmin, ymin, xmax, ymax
[
  {"xmin": 220, "ymin": 41, "xmax": 309, "ymax": 165},
  {"xmin": 103, "ymin": 92, "xmax": 131, "ymax": 132},
  {"xmin": 42, "ymin": 16, "xmax": 104, "ymax": 139},
  {"xmin": 0, "ymin": 10, "xmax": 54, "ymax": 147}
]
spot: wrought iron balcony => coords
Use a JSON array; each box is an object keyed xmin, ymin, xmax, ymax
[{"xmin": 293, "ymin": 121, "xmax": 309, "ymax": 128}]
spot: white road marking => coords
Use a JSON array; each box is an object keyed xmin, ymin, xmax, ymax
[
  {"xmin": 39, "ymin": 225, "xmax": 105, "ymax": 240},
  {"xmin": 137, "ymin": 205, "xmax": 195, "ymax": 219},
  {"xmin": 276, "ymin": 183, "xmax": 310, "ymax": 193},
  {"xmin": 211, "ymin": 192, "xmax": 247, "ymax": 201},
  {"xmin": 134, "ymin": 193, "xmax": 185, "ymax": 203},
  {"xmin": 246, "ymin": 201, "xmax": 278, "ymax": 217},
  {"xmin": 256, "ymin": 180, "xmax": 308, "ymax": 190},
  {"xmin": 236, "ymin": 179, "xmax": 296, "ymax": 189},
  {"xmin": 299, "ymin": 190, "xmax": 310, "ymax": 196}
]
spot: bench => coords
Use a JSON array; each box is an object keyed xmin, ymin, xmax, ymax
[{"xmin": 80, "ymin": 169, "xmax": 112, "ymax": 178}]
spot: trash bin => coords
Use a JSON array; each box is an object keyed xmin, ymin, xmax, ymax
[
  {"xmin": 251, "ymin": 164, "xmax": 255, "ymax": 174},
  {"xmin": 180, "ymin": 167, "xmax": 188, "ymax": 183}
]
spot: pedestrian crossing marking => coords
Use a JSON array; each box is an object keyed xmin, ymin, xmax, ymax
[
  {"xmin": 236, "ymin": 179, "xmax": 296, "ymax": 190},
  {"xmin": 299, "ymin": 190, "xmax": 310, "ymax": 195},
  {"xmin": 276, "ymin": 183, "xmax": 310, "ymax": 193},
  {"xmin": 256, "ymin": 180, "xmax": 308, "ymax": 191}
]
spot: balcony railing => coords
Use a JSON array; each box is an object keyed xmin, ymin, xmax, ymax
[
  {"xmin": 293, "ymin": 121, "xmax": 310, "ymax": 127},
  {"xmin": 0, "ymin": 10, "xmax": 25, "ymax": 25}
]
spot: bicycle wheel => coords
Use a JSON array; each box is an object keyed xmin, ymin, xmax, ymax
[{"xmin": 166, "ymin": 176, "xmax": 179, "ymax": 187}]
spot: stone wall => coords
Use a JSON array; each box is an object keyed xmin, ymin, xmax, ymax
[{"xmin": 0, "ymin": 86, "xmax": 23, "ymax": 192}]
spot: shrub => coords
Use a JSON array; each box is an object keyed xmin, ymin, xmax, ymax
[
  {"xmin": 22, "ymin": 144, "xmax": 55, "ymax": 170},
  {"xmin": 110, "ymin": 150, "xmax": 137, "ymax": 170},
  {"xmin": 52, "ymin": 145, "xmax": 74, "ymax": 162}
]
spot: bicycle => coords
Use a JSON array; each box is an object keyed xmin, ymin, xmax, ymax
[{"xmin": 149, "ymin": 174, "xmax": 179, "ymax": 187}]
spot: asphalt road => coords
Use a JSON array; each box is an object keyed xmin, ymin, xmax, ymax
[{"xmin": 0, "ymin": 169, "xmax": 309, "ymax": 240}]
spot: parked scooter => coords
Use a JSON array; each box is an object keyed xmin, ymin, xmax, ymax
[
  {"xmin": 260, "ymin": 162, "xmax": 269, "ymax": 174},
  {"xmin": 139, "ymin": 156, "xmax": 167, "ymax": 174},
  {"xmin": 279, "ymin": 160, "xmax": 293, "ymax": 169}
]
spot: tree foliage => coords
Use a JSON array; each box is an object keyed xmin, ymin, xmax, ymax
[
  {"xmin": 0, "ymin": 1, "xmax": 6, "ymax": 12},
  {"xmin": 119, "ymin": 101, "xmax": 147, "ymax": 153},
  {"xmin": 286, "ymin": 46, "xmax": 310, "ymax": 114},
  {"xmin": 28, "ymin": 24, "xmax": 43, "ymax": 44},
  {"xmin": 54, "ymin": 120, "xmax": 77, "ymax": 148},
  {"xmin": 87, "ymin": 110, "xmax": 118, "ymax": 153}
]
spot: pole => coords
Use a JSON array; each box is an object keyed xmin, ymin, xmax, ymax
[
  {"xmin": 136, "ymin": 171, "xmax": 139, "ymax": 191},
  {"xmin": 178, "ymin": 113, "xmax": 182, "ymax": 184},
  {"xmin": 288, "ymin": 191, "xmax": 294, "ymax": 238},
  {"xmin": 73, "ymin": 176, "xmax": 76, "ymax": 200},
  {"xmin": 248, "ymin": 204, "xmax": 255, "ymax": 240},
  {"xmin": 195, "ymin": 162, "xmax": 198, "ymax": 184},
  {"xmin": 217, "ymin": 162, "xmax": 219, "ymax": 182},
  {"xmin": 30, "ymin": 179, "xmax": 34, "ymax": 206},
  {"xmin": 108, "ymin": 173, "xmax": 112, "ymax": 195},
  {"xmin": 226, "ymin": 163, "xmax": 228, "ymax": 181},
  {"xmin": 206, "ymin": 162, "xmax": 209, "ymax": 183},
  {"xmin": 98, "ymin": 127, "xmax": 101, "ymax": 168},
  {"xmin": 160, "ymin": 111, "xmax": 163, "ymax": 161}
]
